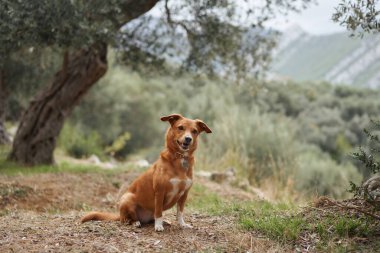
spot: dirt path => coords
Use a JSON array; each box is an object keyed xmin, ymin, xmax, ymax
[
  {"xmin": 0, "ymin": 172, "xmax": 286, "ymax": 252},
  {"xmin": 0, "ymin": 210, "xmax": 273, "ymax": 252}
]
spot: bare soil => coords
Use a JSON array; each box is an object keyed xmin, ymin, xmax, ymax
[{"xmin": 0, "ymin": 172, "xmax": 286, "ymax": 253}]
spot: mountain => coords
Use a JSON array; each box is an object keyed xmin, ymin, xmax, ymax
[{"xmin": 271, "ymin": 25, "xmax": 380, "ymax": 88}]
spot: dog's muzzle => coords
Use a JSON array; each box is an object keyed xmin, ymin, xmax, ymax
[{"xmin": 177, "ymin": 136, "xmax": 192, "ymax": 150}]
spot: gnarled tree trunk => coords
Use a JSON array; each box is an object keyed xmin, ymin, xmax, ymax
[
  {"xmin": 8, "ymin": 0, "xmax": 160, "ymax": 165},
  {"xmin": 0, "ymin": 69, "xmax": 11, "ymax": 145},
  {"xmin": 8, "ymin": 44, "xmax": 107, "ymax": 165}
]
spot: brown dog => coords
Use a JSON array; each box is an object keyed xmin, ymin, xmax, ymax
[{"xmin": 81, "ymin": 114, "xmax": 211, "ymax": 232}]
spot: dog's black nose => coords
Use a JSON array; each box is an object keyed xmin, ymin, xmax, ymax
[{"xmin": 184, "ymin": 136, "xmax": 192, "ymax": 144}]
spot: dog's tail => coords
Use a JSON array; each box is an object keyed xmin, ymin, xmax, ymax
[{"xmin": 81, "ymin": 211, "xmax": 120, "ymax": 223}]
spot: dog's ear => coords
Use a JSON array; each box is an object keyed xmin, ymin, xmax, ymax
[
  {"xmin": 161, "ymin": 114, "xmax": 183, "ymax": 125},
  {"xmin": 195, "ymin": 119, "xmax": 212, "ymax": 133}
]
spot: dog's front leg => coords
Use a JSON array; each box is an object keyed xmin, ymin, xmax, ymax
[
  {"xmin": 177, "ymin": 191, "xmax": 193, "ymax": 229},
  {"xmin": 154, "ymin": 191, "xmax": 165, "ymax": 232}
]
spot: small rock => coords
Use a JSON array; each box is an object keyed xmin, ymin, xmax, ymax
[
  {"xmin": 88, "ymin": 154, "xmax": 101, "ymax": 165},
  {"xmin": 135, "ymin": 159, "xmax": 150, "ymax": 168}
]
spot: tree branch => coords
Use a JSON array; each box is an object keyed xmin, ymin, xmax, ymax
[
  {"xmin": 323, "ymin": 197, "xmax": 380, "ymax": 220},
  {"xmin": 164, "ymin": 0, "xmax": 194, "ymax": 36}
]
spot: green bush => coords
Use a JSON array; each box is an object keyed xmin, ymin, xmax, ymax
[
  {"xmin": 58, "ymin": 123, "xmax": 104, "ymax": 159},
  {"xmin": 296, "ymin": 145, "xmax": 362, "ymax": 199},
  {"xmin": 105, "ymin": 132, "xmax": 131, "ymax": 158},
  {"xmin": 350, "ymin": 119, "xmax": 380, "ymax": 202},
  {"xmin": 197, "ymin": 104, "xmax": 298, "ymax": 186}
]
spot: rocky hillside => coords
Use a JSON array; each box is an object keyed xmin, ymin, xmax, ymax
[{"xmin": 271, "ymin": 25, "xmax": 380, "ymax": 88}]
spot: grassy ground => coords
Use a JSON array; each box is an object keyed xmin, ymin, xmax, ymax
[
  {"xmin": 0, "ymin": 156, "xmax": 379, "ymax": 252},
  {"xmin": 190, "ymin": 184, "xmax": 380, "ymax": 252}
]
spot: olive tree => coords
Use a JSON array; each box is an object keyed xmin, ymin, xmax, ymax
[
  {"xmin": 0, "ymin": 0, "xmax": 311, "ymax": 165},
  {"xmin": 333, "ymin": 0, "xmax": 380, "ymax": 35}
]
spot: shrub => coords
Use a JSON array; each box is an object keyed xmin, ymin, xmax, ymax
[
  {"xmin": 350, "ymin": 119, "xmax": 380, "ymax": 203},
  {"xmin": 296, "ymin": 145, "xmax": 361, "ymax": 199},
  {"xmin": 197, "ymin": 104, "xmax": 298, "ymax": 186},
  {"xmin": 58, "ymin": 123, "xmax": 104, "ymax": 159},
  {"xmin": 105, "ymin": 132, "xmax": 131, "ymax": 159}
]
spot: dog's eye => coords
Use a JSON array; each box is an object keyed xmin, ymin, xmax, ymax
[
  {"xmin": 192, "ymin": 129, "xmax": 198, "ymax": 135},
  {"xmin": 178, "ymin": 126, "xmax": 184, "ymax": 131}
]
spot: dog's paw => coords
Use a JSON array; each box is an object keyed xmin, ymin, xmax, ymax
[
  {"xmin": 154, "ymin": 224, "xmax": 164, "ymax": 232},
  {"xmin": 179, "ymin": 222, "xmax": 193, "ymax": 229},
  {"xmin": 133, "ymin": 221, "xmax": 141, "ymax": 228},
  {"xmin": 154, "ymin": 217, "xmax": 164, "ymax": 232}
]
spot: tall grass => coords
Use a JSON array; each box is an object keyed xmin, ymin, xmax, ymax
[{"xmin": 197, "ymin": 105, "xmax": 298, "ymax": 187}]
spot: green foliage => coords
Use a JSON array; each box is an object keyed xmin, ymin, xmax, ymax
[
  {"xmin": 58, "ymin": 123, "xmax": 103, "ymax": 159},
  {"xmin": 254, "ymin": 82, "xmax": 380, "ymax": 165},
  {"xmin": 188, "ymin": 184, "xmax": 226, "ymax": 215},
  {"xmin": 0, "ymin": 145, "xmax": 10, "ymax": 161},
  {"xmin": 105, "ymin": 132, "xmax": 131, "ymax": 158},
  {"xmin": 334, "ymin": 216, "xmax": 371, "ymax": 237},
  {"xmin": 242, "ymin": 214, "xmax": 306, "ymax": 242},
  {"xmin": 349, "ymin": 119, "xmax": 380, "ymax": 201},
  {"xmin": 333, "ymin": 0, "xmax": 380, "ymax": 35},
  {"xmin": 311, "ymin": 213, "xmax": 377, "ymax": 251},
  {"xmin": 237, "ymin": 201, "xmax": 306, "ymax": 242},
  {"xmin": 190, "ymin": 191, "xmax": 376, "ymax": 247},
  {"xmin": 296, "ymin": 146, "xmax": 361, "ymax": 198},
  {"xmin": 69, "ymin": 66, "xmax": 164, "ymax": 158},
  {"xmin": 353, "ymin": 120, "xmax": 380, "ymax": 175},
  {"xmin": 197, "ymin": 105, "xmax": 298, "ymax": 186},
  {"xmin": 0, "ymin": 0, "xmax": 126, "ymax": 63},
  {"xmin": 230, "ymin": 203, "xmax": 377, "ymax": 247},
  {"xmin": 336, "ymin": 132, "xmax": 353, "ymax": 156},
  {"xmin": 0, "ymin": 160, "xmax": 103, "ymax": 175}
]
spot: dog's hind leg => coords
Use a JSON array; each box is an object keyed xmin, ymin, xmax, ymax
[{"xmin": 119, "ymin": 192, "xmax": 140, "ymax": 227}]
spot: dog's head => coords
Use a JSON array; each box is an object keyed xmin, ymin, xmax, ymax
[{"xmin": 161, "ymin": 114, "xmax": 212, "ymax": 153}]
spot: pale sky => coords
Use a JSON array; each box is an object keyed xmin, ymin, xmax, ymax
[
  {"xmin": 151, "ymin": 0, "xmax": 346, "ymax": 35},
  {"xmin": 269, "ymin": 0, "xmax": 346, "ymax": 35}
]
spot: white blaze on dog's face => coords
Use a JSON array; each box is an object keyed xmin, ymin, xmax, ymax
[{"xmin": 161, "ymin": 114, "xmax": 212, "ymax": 152}]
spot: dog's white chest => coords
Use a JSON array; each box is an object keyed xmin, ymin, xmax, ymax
[{"xmin": 166, "ymin": 177, "xmax": 192, "ymax": 205}]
